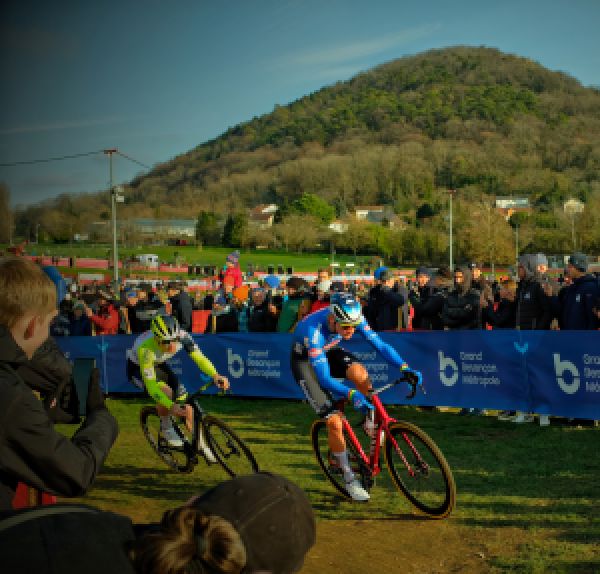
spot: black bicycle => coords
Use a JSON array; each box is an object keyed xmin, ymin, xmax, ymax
[{"xmin": 140, "ymin": 383, "xmax": 258, "ymax": 476}]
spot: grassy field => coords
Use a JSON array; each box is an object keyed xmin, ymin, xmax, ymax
[
  {"xmin": 17, "ymin": 243, "xmax": 382, "ymax": 273},
  {"xmin": 61, "ymin": 397, "xmax": 600, "ymax": 573}
]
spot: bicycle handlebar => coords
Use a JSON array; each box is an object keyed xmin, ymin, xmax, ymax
[{"xmin": 370, "ymin": 372, "xmax": 425, "ymax": 400}]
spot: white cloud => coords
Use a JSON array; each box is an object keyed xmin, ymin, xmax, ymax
[
  {"xmin": 0, "ymin": 116, "xmax": 124, "ymax": 136},
  {"xmin": 283, "ymin": 23, "xmax": 441, "ymax": 69}
]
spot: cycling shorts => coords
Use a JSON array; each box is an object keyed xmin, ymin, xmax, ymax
[
  {"xmin": 290, "ymin": 347, "xmax": 358, "ymax": 415},
  {"xmin": 126, "ymin": 359, "xmax": 186, "ymax": 401}
]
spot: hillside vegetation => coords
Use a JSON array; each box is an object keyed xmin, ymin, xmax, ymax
[{"xmin": 10, "ymin": 46, "xmax": 600, "ymax": 264}]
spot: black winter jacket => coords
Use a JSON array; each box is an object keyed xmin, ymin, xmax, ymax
[
  {"xmin": 170, "ymin": 291, "xmax": 193, "ymax": 331},
  {"xmin": 516, "ymin": 279, "xmax": 551, "ymax": 329},
  {"xmin": 365, "ymin": 284, "xmax": 405, "ymax": 331},
  {"xmin": 0, "ymin": 504, "xmax": 137, "ymax": 574},
  {"xmin": 0, "ymin": 326, "xmax": 118, "ymax": 510},
  {"xmin": 15, "ymin": 336, "xmax": 78, "ymax": 423},
  {"xmin": 558, "ymin": 274, "xmax": 600, "ymax": 330},
  {"xmin": 515, "ymin": 254, "xmax": 552, "ymax": 330},
  {"xmin": 481, "ymin": 299, "xmax": 517, "ymax": 329}
]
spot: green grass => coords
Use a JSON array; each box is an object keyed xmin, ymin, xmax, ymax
[
  {"xmin": 61, "ymin": 398, "xmax": 600, "ymax": 572},
  {"xmin": 18, "ymin": 243, "xmax": 382, "ymax": 273}
]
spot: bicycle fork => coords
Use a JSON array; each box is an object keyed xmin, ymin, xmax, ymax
[{"xmin": 387, "ymin": 431, "xmax": 430, "ymax": 478}]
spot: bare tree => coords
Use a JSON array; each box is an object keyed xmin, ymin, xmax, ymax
[{"xmin": 0, "ymin": 184, "xmax": 13, "ymax": 243}]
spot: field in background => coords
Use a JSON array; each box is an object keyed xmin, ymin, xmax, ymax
[
  {"xmin": 13, "ymin": 243, "xmax": 380, "ymax": 272},
  {"xmin": 62, "ymin": 397, "xmax": 600, "ymax": 573}
]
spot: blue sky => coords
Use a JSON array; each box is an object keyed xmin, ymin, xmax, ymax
[{"xmin": 1, "ymin": 0, "xmax": 599, "ymax": 207}]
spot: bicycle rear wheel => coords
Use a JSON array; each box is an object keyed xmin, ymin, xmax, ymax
[
  {"xmin": 140, "ymin": 406, "xmax": 196, "ymax": 473},
  {"xmin": 384, "ymin": 421, "xmax": 456, "ymax": 518},
  {"xmin": 202, "ymin": 415, "xmax": 258, "ymax": 477},
  {"xmin": 311, "ymin": 419, "xmax": 370, "ymax": 500}
]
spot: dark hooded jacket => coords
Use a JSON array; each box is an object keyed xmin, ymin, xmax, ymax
[
  {"xmin": 169, "ymin": 290, "xmax": 193, "ymax": 331},
  {"xmin": 516, "ymin": 254, "xmax": 552, "ymax": 330},
  {"xmin": 0, "ymin": 326, "xmax": 118, "ymax": 510},
  {"xmin": 558, "ymin": 274, "xmax": 600, "ymax": 330},
  {"xmin": 365, "ymin": 282, "xmax": 405, "ymax": 331},
  {"xmin": 409, "ymin": 272, "xmax": 454, "ymax": 330},
  {"xmin": 441, "ymin": 267, "xmax": 481, "ymax": 329}
]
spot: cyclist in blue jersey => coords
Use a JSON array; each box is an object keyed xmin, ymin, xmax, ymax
[{"xmin": 291, "ymin": 292, "xmax": 422, "ymax": 501}]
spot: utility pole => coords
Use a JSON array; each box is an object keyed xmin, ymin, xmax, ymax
[
  {"xmin": 448, "ymin": 189, "xmax": 457, "ymax": 271},
  {"xmin": 515, "ymin": 222, "xmax": 519, "ymax": 266},
  {"xmin": 104, "ymin": 149, "xmax": 119, "ymax": 285}
]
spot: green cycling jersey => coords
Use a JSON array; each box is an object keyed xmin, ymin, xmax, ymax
[{"xmin": 127, "ymin": 329, "xmax": 217, "ymax": 409}]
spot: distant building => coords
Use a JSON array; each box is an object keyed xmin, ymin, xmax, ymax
[
  {"xmin": 130, "ymin": 218, "xmax": 197, "ymax": 238},
  {"xmin": 353, "ymin": 205, "xmax": 400, "ymax": 228},
  {"xmin": 249, "ymin": 204, "xmax": 278, "ymax": 228},
  {"xmin": 563, "ymin": 198, "xmax": 585, "ymax": 215},
  {"xmin": 495, "ymin": 197, "xmax": 531, "ymax": 219},
  {"xmin": 328, "ymin": 220, "xmax": 349, "ymax": 233}
]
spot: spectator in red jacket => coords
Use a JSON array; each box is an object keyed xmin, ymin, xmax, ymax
[
  {"xmin": 222, "ymin": 251, "xmax": 243, "ymax": 288},
  {"xmin": 85, "ymin": 293, "xmax": 119, "ymax": 335}
]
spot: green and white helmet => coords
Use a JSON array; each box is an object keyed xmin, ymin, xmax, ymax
[{"xmin": 151, "ymin": 314, "xmax": 179, "ymax": 342}]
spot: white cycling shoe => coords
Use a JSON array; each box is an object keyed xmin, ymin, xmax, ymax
[
  {"xmin": 198, "ymin": 430, "xmax": 217, "ymax": 464},
  {"xmin": 161, "ymin": 427, "xmax": 184, "ymax": 448},
  {"xmin": 345, "ymin": 479, "xmax": 370, "ymax": 502}
]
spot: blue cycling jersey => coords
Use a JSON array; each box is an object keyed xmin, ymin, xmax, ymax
[{"xmin": 291, "ymin": 307, "xmax": 407, "ymax": 400}]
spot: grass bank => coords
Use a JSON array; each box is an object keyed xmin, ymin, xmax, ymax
[{"xmin": 61, "ymin": 397, "xmax": 599, "ymax": 572}]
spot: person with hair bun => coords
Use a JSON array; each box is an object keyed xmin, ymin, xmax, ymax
[
  {"xmin": 1, "ymin": 472, "xmax": 316, "ymax": 574},
  {"xmin": 129, "ymin": 508, "xmax": 247, "ymax": 574}
]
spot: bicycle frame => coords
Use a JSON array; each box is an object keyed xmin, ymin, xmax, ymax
[{"xmin": 339, "ymin": 383, "xmax": 428, "ymax": 480}]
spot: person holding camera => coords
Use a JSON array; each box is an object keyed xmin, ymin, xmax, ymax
[{"xmin": 0, "ymin": 257, "xmax": 118, "ymax": 510}]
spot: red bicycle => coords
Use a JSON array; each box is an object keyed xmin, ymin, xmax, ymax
[{"xmin": 311, "ymin": 373, "xmax": 456, "ymax": 518}]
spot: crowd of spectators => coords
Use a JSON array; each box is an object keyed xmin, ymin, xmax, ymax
[{"xmin": 50, "ymin": 251, "xmax": 600, "ymax": 340}]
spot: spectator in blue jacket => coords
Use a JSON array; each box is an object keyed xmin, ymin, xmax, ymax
[
  {"xmin": 557, "ymin": 253, "xmax": 600, "ymax": 330},
  {"xmin": 68, "ymin": 301, "xmax": 92, "ymax": 336}
]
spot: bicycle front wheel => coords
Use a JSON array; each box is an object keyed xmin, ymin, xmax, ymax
[
  {"xmin": 140, "ymin": 406, "xmax": 196, "ymax": 473},
  {"xmin": 202, "ymin": 415, "xmax": 258, "ymax": 477},
  {"xmin": 384, "ymin": 421, "xmax": 456, "ymax": 518}
]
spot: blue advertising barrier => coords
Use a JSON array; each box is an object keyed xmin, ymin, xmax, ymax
[{"xmin": 56, "ymin": 330, "xmax": 600, "ymax": 420}]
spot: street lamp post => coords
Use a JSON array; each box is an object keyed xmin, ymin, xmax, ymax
[
  {"xmin": 515, "ymin": 222, "xmax": 519, "ymax": 266},
  {"xmin": 448, "ymin": 189, "xmax": 457, "ymax": 271},
  {"xmin": 104, "ymin": 149, "xmax": 119, "ymax": 285}
]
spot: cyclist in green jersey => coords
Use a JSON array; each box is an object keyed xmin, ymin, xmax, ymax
[{"xmin": 126, "ymin": 314, "xmax": 229, "ymax": 452}]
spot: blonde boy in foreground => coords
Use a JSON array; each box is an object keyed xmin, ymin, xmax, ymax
[{"xmin": 0, "ymin": 256, "xmax": 118, "ymax": 510}]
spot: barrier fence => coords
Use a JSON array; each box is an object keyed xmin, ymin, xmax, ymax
[{"xmin": 55, "ymin": 330, "xmax": 600, "ymax": 420}]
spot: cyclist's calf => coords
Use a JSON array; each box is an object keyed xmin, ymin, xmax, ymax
[{"xmin": 325, "ymin": 413, "xmax": 345, "ymax": 453}]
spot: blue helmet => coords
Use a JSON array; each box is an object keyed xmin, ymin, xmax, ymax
[{"xmin": 330, "ymin": 292, "xmax": 362, "ymax": 326}]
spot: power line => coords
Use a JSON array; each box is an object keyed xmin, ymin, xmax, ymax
[
  {"xmin": 0, "ymin": 150, "xmax": 105, "ymax": 167},
  {"xmin": 116, "ymin": 150, "xmax": 150, "ymax": 169},
  {"xmin": 0, "ymin": 148, "xmax": 152, "ymax": 170}
]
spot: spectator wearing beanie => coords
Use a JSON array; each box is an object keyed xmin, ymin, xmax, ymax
[
  {"xmin": 247, "ymin": 288, "xmax": 278, "ymax": 332},
  {"xmin": 364, "ymin": 267, "xmax": 405, "ymax": 331},
  {"xmin": 222, "ymin": 251, "xmax": 242, "ymax": 288}
]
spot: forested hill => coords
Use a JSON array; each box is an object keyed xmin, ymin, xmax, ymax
[
  {"xmin": 13, "ymin": 46, "xmax": 600, "ymax": 257},
  {"xmin": 124, "ymin": 45, "xmax": 600, "ymax": 215}
]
